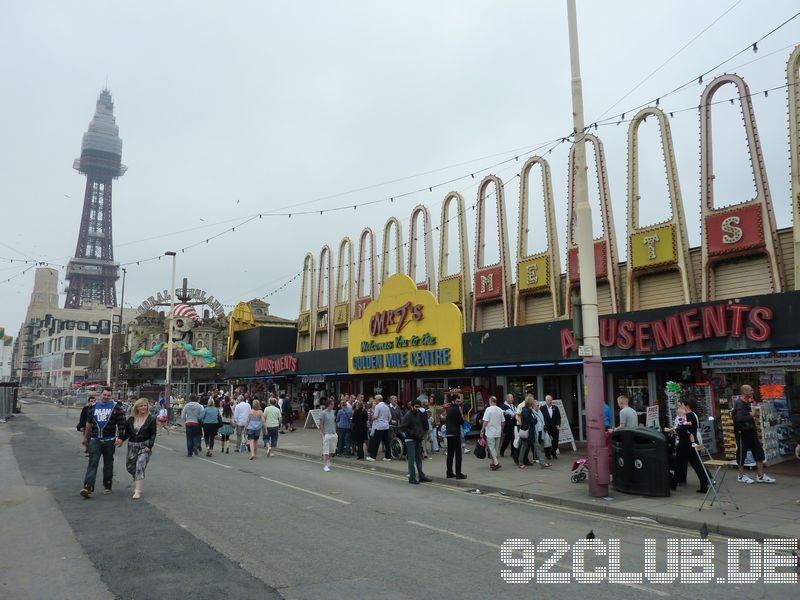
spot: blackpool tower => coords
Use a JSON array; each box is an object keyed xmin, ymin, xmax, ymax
[{"xmin": 64, "ymin": 90, "xmax": 126, "ymax": 309}]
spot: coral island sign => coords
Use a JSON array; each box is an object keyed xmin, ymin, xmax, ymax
[
  {"xmin": 348, "ymin": 274, "xmax": 463, "ymax": 374},
  {"xmin": 136, "ymin": 288, "xmax": 225, "ymax": 318}
]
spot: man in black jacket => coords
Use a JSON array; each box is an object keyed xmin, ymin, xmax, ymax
[
  {"xmin": 541, "ymin": 395, "xmax": 562, "ymax": 460},
  {"xmin": 732, "ymin": 385, "xmax": 775, "ymax": 484},
  {"xmin": 399, "ymin": 400, "xmax": 432, "ymax": 484},
  {"xmin": 445, "ymin": 396, "xmax": 467, "ymax": 480},
  {"xmin": 80, "ymin": 387, "xmax": 127, "ymax": 498}
]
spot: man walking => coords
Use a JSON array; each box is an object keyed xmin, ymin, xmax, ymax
[
  {"xmin": 399, "ymin": 400, "xmax": 432, "ymax": 484},
  {"xmin": 319, "ymin": 399, "xmax": 337, "ymax": 472},
  {"xmin": 80, "ymin": 387, "xmax": 126, "ymax": 498},
  {"xmin": 733, "ymin": 385, "xmax": 775, "ymax": 484},
  {"xmin": 541, "ymin": 394, "xmax": 561, "ymax": 460},
  {"xmin": 335, "ymin": 398, "xmax": 353, "ymax": 457},
  {"xmin": 480, "ymin": 395, "xmax": 504, "ymax": 471},
  {"xmin": 233, "ymin": 395, "xmax": 250, "ymax": 451},
  {"xmin": 366, "ymin": 394, "xmax": 392, "ymax": 462},
  {"xmin": 445, "ymin": 396, "xmax": 467, "ymax": 479},
  {"xmin": 499, "ymin": 393, "xmax": 516, "ymax": 457},
  {"xmin": 181, "ymin": 393, "xmax": 205, "ymax": 457}
]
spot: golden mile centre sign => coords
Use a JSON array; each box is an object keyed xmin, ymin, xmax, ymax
[{"xmin": 348, "ymin": 274, "xmax": 464, "ymax": 374}]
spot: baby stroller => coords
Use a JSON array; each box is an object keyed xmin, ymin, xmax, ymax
[{"xmin": 570, "ymin": 457, "xmax": 589, "ymax": 483}]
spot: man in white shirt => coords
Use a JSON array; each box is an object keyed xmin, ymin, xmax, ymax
[
  {"xmin": 480, "ymin": 395, "xmax": 505, "ymax": 470},
  {"xmin": 233, "ymin": 396, "xmax": 251, "ymax": 452},
  {"xmin": 366, "ymin": 395, "xmax": 392, "ymax": 461}
]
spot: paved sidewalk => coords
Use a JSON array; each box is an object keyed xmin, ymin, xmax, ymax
[{"xmin": 273, "ymin": 426, "xmax": 800, "ymax": 540}]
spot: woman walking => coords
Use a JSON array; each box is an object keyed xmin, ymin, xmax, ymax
[
  {"xmin": 667, "ymin": 399, "xmax": 709, "ymax": 494},
  {"xmin": 351, "ymin": 400, "xmax": 369, "ymax": 459},
  {"xmin": 246, "ymin": 399, "xmax": 266, "ymax": 460},
  {"xmin": 125, "ymin": 398, "xmax": 157, "ymax": 500},
  {"xmin": 201, "ymin": 398, "xmax": 221, "ymax": 457},
  {"xmin": 219, "ymin": 402, "xmax": 234, "ymax": 454}
]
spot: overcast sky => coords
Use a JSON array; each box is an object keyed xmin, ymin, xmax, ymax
[{"xmin": 1, "ymin": 0, "xmax": 799, "ymax": 335}]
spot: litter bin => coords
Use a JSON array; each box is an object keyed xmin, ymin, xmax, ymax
[{"xmin": 611, "ymin": 428, "xmax": 670, "ymax": 497}]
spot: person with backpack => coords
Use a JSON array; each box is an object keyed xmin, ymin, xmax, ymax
[{"xmin": 732, "ymin": 385, "xmax": 775, "ymax": 484}]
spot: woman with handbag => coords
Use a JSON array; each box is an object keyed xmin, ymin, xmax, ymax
[
  {"xmin": 125, "ymin": 398, "xmax": 157, "ymax": 500},
  {"xmin": 201, "ymin": 398, "xmax": 221, "ymax": 457},
  {"xmin": 246, "ymin": 399, "xmax": 266, "ymax": 460},
  {"xmin": 218, "ymin": 402, "xmax": 234, "ymax": 454}
]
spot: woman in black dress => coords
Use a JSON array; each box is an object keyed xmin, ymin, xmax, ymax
[
  {"xmin": 666, "ymin": 399, "xmax": 709, "ymax": 494},
  {"xmin": 351, "ymin": 400, "xmax": 369, "ymax": 459}
]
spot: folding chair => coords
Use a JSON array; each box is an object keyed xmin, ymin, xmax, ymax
[{"xmin": 695, "ymin": 444, "xmax": 739, "ymax": 514}]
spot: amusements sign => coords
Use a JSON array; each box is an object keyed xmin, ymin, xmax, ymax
[{"xmin": 348, "ymin": 274, "xmax": 464, "ymax": 374}]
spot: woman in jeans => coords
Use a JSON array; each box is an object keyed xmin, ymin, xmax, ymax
[
  {"xmin": 201, "ymin": 398, "xmax": 221, "ymax": 457},
  {"xmin": 125, "ymin": 398, "xmax": 157, "ymax": 500},
  {"xmin": 218, "ymin": 402, "xmax": 234, "ymax": 454},
  {"xmin": 246, "ymin": 399, "xmax": 266, "ymax": 460}
]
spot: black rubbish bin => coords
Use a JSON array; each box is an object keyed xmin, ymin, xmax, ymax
[{"xmin": 611, "ymin": 428, "xmax": 670, "ymax": 497}]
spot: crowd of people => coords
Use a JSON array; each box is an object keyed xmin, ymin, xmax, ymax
[
  {"xmin": 311, "ymin": 391, "xmax": 568, "ymax": 483},
  {"xmin": 73, "ymin": 384, "xmax": 798, "ymax": 502}
]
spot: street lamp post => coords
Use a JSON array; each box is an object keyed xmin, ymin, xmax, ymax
[
  {"xmin": 105, "ymin": 307, "xmax": 114, "ymax": 387},
  {"xmin": 110, "ymin": 267, "xmax": 127, "ymax": 395},
  {"xmin": 165, "ymin": 252, "xmax": 177, "ymax": 414},
  {"xmin": 567, "ymin": 0, "xmax": 609, "ymax": 497}
]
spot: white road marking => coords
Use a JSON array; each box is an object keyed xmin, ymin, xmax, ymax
[
  {"xmin": 407, "ymin": 520, "xmax": 670, "ymax": 597},
  {"xmin": 154, "ymin": 443, "xmax": 174, "ymax": 452},
  {"xmin": 197, "ymin": 458, "xmax": 232, "ymax": 469},
  {"xmin": 407, "ymin": 520, "xmax": 500, "ymax": 550},
  {"xmin": 259, "ymin": 475, "xmax": 350, "ymax": 505},
  {"xmin": 197, "ymin": 456, "xmax": 233, "ymax": 469}
]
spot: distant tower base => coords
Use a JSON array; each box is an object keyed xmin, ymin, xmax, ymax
[{"xmin": 64, "ymin": 258, "xmax": 119, "ymax": 308}]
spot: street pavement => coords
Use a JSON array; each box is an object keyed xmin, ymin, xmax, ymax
[
  {"xmin": 270, "ymin": 420, "xmax": 800, "ymax": 541},
  {"xmin": 1, "ymin": 399, "xmax": 798, "ymax": 600}
]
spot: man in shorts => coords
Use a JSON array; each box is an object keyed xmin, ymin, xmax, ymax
[
  {"xmin": 732, "ymin": 385, "xmax": 775, "ymax": 484},
  {"xmin": 319, "ymin": 399, "xmax": 337, "ymax": 472}
]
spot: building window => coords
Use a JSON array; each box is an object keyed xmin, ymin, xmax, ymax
[
  {"xmin": 65, "ymin": 336, "xmax": 73, "ymax": 350},
  {"xmin": 76, "ymin": 336, "xmax": 97, "ymax": 351},
  {"xmin": 74, "ymin": 353, "xmax": 89, "ymax": 367}
]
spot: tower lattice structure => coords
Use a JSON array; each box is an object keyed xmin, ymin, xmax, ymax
[{"xmin": 64, "ymin": 90, "xmax": 126, "ymax": 309}]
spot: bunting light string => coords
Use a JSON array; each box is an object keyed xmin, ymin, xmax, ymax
[
  {"xmin": 589, "ymin": 10, "xmax": 800, "ymax": 128},
  {"xmin": 117, "ymin": 135, "xmax": 571, "ymax": 269},
  {"xmin": 597, "ymin": 79, "xmax": 799, "ymax": 128},
  {"xmin": 222, "ymin": 147, "xmax": 560, "ymax": 308},
  {"xmin": 0, "ymin": 263, "xmax": 41, "ymax": 285}
]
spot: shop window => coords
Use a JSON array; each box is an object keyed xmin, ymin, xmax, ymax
[{"xmin": 615, "ymin": 375, "xmax": 649, "ymax": 414}]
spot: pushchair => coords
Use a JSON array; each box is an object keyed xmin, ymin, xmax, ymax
[{"xmin": 570, "ymin": 457, "xmax": 589, "ymax": 483}]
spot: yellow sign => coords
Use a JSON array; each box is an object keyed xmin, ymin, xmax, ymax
[
  {"xmin": 334, "ymin": 303, "xmax": 349, "ymax": 326},
  {"xmin": 516, "ymin": 255, "xmax": 550, "ymax": 292},
  {"xmin": 438, "ymin": 276, "xmax": 462, "ymax": 304},
  {"xmin": 298, "ymin": 311, "xmax": 311, "ymax": 333},
  {"xmin": 348, "ymin": 273, "xmax": 464, "ymax": 374},
  {"xmin": 630, "ymin": 224, "xmax": 677, "ymax": 270}
]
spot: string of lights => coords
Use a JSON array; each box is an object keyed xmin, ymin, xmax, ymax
[
  {"xmin": 117, "ymin": 135, "xmax": 571, "ymax": 268},
  {"xmin": 220, "ymin": 141, "xmax": 565, "ymax": 307},
  {"xmin": 588, "ymin": 10, "xmax": 800, "ymax": 129}
]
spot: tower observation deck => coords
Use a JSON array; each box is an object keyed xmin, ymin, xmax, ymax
[{"xmin": 64, "ymin": 89, "xmax": 127, "ymax": 309}]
